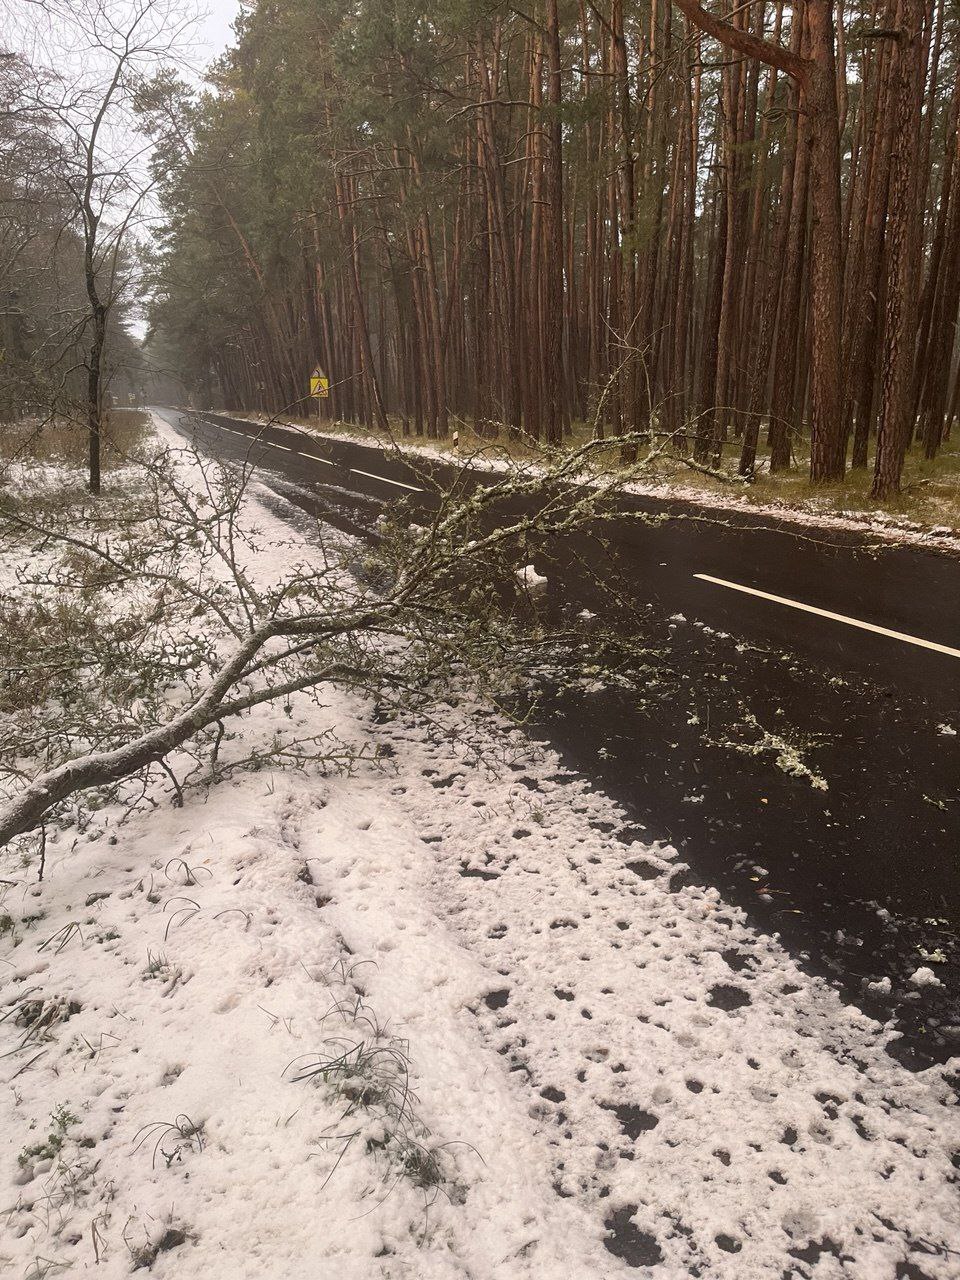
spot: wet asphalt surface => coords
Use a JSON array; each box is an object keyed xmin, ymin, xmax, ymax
[{"xmin": 154, "ymin": 407, "xmax": 960, "ymax": 1070}]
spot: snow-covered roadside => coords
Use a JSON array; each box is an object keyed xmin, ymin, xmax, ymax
[
  {"xmin": 0, "ymin": 690, "xmax": 611, "ymax": 1279},
  {"xmin": 383, "ymin": 710, "xmax": 960, "ymax": 1278},
  {"xmin": 2, "ymin": 426, "xmax": 959, "ymax": 1279},
  {"xmin": 222, "ymin": 408, "xmax": 960, "ymax": 557},
  {"xmin": 0, "ymin": 430, "xmax": 599, "ymax": 1278}
]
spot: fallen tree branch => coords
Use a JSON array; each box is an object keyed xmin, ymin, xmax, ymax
[
  {"xmin": 0, "ymin": 427, "xmax": 662, "ymax": 853},
  {"xmin": 678, "ymin": 455, "xmax": 754, "ymax": 484}
]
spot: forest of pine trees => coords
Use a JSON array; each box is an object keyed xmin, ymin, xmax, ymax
[{"xmin": 143, "ymin": 0, "xmax": 960, "ymax": 498}]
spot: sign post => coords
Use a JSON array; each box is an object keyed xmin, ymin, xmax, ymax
[{"xmin": 310, "ymin": 365, "xmax": 329, "ymax": 419}]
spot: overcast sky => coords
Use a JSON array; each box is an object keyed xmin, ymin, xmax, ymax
[{"xmin": 197, "ymin": 0, "xmax": 240, "ymax": 62}]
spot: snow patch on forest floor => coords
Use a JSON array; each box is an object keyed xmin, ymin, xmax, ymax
[{"xmin": 2, "ymin": 427, "xmax": 959, "ymax": 1278}]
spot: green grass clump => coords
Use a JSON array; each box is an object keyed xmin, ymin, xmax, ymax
[{"xmin": 18, "ymin": 1104, "xmax": 80, "ymax": 1167}]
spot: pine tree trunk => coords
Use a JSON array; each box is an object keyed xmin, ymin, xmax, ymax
[
  {"xmin": 806, "ymin": 0, "xmax": 846, "ymax": 483},
  {"xmin": 871, "ymin": 0, "xmax": 929, "ymax": 498}
]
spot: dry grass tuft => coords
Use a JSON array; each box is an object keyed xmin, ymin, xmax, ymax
[{"xmin": 0, "ymin": 409, "xmax": 152, "ymax": 471}]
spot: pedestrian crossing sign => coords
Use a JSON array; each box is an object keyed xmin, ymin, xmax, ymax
[{"xmin": 310, "ymin": 365, "xmax": 329, "ymax": 398}]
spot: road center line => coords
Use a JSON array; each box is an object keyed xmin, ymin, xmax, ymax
[
  {"xmin": 694, "ymin": 572, "xmax": 960, "ymax": 660},
  {"xmin": 219, "ymin": 425, "xmax": 290, "ymax": 453},
  {"xmin": 348, "ymin": 466, "xmax": 423, "ymax": 493},
  {"xmin": 208, "ymin": 419, "xmax": 401, "ymax": 481}
]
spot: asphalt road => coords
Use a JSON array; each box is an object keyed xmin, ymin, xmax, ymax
[{"xmin": 153, "ymin": 406, "xmax": 960, "ymax": 1069}]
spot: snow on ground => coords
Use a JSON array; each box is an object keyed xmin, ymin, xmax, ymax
[
  {"xmin": 378, "ymin": 708, "xmax": 960, "ymax": 1278},
  {"xmin": 0, "ymin": 691, "xmax": 607, "ymax": 1279},
  {"xmin": 2, "ymin": 429, "xmax": 959, "ymax": 1279}
]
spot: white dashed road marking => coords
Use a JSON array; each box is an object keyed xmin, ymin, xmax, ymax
[
  {"xmin": 204, "ymin": 419, "xmax": 423, "ymax": 491},
  {"xmin": 346, "ymin": 467, "xmax": 423, "ymax": 493},
  {"xmin": 694, "ymin": 572, "xmax": 960, "ymax": 660}
]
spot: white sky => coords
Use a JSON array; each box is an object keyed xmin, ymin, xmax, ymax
[{"xmin": 196, "ymin": 0, "xmax": 240, "ymax": 62}]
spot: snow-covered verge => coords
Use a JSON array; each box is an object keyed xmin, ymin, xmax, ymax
[
  {"xmin": 2, "ymin": 427, "xmax": 959, "ymax": 1279},
  {"xmin": 0, "ymin": 690, "xmax": 602, "ymax": 1279},
  {"xmin": 4, "ymin": 684, "xmax": 960, "ymax": 1280},
  {"xmin": 221, "ymin": 409, "xmax": 960, "ymax": 556}
]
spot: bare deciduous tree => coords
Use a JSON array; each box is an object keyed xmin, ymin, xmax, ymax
[{"xmin": 3, "ymin": 0, "xmax": 194, "ymax": 492}]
